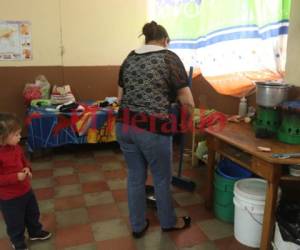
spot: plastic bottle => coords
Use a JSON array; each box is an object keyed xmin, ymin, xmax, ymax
[{"xmin": 238, "ymin": 97, "xmax": 247, "ymax": 117}]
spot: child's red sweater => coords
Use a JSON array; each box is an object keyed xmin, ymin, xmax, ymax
[{"xmin": 0, "ymin": 144, "xmax": 31, "ymax": 200}]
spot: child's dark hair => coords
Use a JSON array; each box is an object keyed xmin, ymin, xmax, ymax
[
  {"xmin": 0, "ymin": 113, "xmax": 22, "ymax": 144},
  {"xmin": 142, "ymin": 21, "xmax": 169, "ymax": 43}
]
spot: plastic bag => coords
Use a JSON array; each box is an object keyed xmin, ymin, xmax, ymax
[
  {"xmin": 23, "ymin": 83, "xmax": 42, "ymax": 106},
  {"xmin": 35, "ymin": 75, "xmax": 50, "ymax": 99},
  {"xmin": 195, "ymin": 140, "xmax": 207, "ymax": 160},
  {"xmin": 276, "ymin": 201, "xmax": 300, "ymax": 245}
]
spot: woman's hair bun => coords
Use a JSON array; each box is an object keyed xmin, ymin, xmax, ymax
[
  {"xmin": 142, "ymin": 21, "xmax": 169, "ymax": 43},
  {"xmin": 150, "ymin": 21, "xmax": 157, "ymax": 26},
  {"xmin": 142, "ymin": 21, "xmax": 157, "ymax": 37}
]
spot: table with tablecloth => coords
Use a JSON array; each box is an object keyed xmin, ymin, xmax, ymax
[{"xmin": 25, "ymin": 106, "xmax": 117, "ymax": 152}]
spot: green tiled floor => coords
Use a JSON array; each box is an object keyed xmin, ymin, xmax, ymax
[{"xmin": 0, "ymin": 144, "xmax": 258, "ymax": 250}]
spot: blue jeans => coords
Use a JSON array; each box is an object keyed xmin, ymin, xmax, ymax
[{"xmin": 116, "ymin": 123, "xmax": 176, "ymax": 232}]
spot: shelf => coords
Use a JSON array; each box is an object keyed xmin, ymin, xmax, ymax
[{"xmin": 280, "ymin": 175, "xmax": 300, "ymax": 181}]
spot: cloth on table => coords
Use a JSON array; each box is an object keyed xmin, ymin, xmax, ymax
[{"xmin": 25, "ymin": 105, "xmax": 116, "ymax": 152}]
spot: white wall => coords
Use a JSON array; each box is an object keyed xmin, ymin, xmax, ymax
[
  {"xmin": 0, "ymin": 0, "xmax": 147, "ymax": 66},
  {"xmin": 61, "ymin": 0, "xmax": 147, "ymax": 66}
]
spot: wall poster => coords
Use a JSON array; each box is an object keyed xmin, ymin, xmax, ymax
[{"xmin": 0, "ymin": 20, "xmax": 32, "ymax": 60}]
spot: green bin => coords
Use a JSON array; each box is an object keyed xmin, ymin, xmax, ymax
[{"xmin": 214, "ymin": 171, "xmax": 235, "ymax": 223}]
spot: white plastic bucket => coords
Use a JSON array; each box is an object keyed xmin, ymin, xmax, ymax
[
  {"xmin": 273, "ymin": 222, "xmax": 300, "ymax": 250},
  {"xmin": 289, "ymin": 164, "xmax": 300, "ymax": 176},
  {"xmin": 233, "ymin": 178, "xmax": 267, "ymax": 248}
]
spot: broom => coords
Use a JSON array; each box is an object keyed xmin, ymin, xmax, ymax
[{"xmin": 171, "ymin": 66, "xmax": 196, "ymax": 191}]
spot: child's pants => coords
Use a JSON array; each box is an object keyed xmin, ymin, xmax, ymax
[{"xmin": 0, "ymin": 190, "xmax": 42, "ymax": 247}]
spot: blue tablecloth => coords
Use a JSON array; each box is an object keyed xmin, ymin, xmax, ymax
[{"xmin": 26, "ymin": 106, "xmax": 117, "ymax": 152}]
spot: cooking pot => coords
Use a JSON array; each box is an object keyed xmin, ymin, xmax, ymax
[{"xmin": 256, "ymin": 81, "xmax": 290, "ymax": 107}]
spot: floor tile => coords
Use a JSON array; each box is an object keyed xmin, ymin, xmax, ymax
[
  {"xmin": 35, "ymin": 187, "xmax": 54, "ymax": 200},
  {"xmin": 179, "ymin": 241, "xmax": 218, "ymax": 250},
  {"xmin": 111, "ymin": 189, "xmax": 128, "ymax": 202},
  {"xmin": 95, "ymin": 155, "xmax": 119, "ymax": 164},
  {"xmin": 135, "ymin": 230, "xmax": 177, "ymax": 250},
  {"xmin": 32, "ymin": 178, "xmax": 54, "ymax": 189},
  {"xmin": 214, "ymin": 236, "xmax": 258, "ymax": 250},
  {"xmin": 107, "ymin": 179, "xmax": 127, "ymax": 190},
  {"xmin": 54, "ymin": 195, "xmax": 85, "ymax": 211},
  {"xmin": 76, "ymin": 158, "xmax": 96, "ymax": 164},
  {"xmin": 55, "ymin": 174, "xmax": 79, "ymax": 186},
  {"xmin": 168, "ymin": 224, "xmax": 208, "ymax": 248},
  {"xmin": 56, "ymin": 208, "xmax": 89, "ymax": 228},
  {"xmin": 29, "ymin": 238, "xmax": 55, "ymax": 250},
  {"xmin": 55, "ymin": 224, "xmax": 94, "ymax": 249},
  {"xmin": 53, "ymin": 167, "xmax": 75, "ymax": 177},
  {"xmin": 174, "ymin": 207, "xmax": 189, "ymax": 217},
  {"xmin": 114, "ymin": 154, "xmax": 125, "ymax": 162},
  {"xmin": 0, "ymin": 238, "xmax": 12, "ymax": 250},
  {"xmin": 91, "ymin": 219, "xmax": 130, "ymax": 241},
  {"xmin": 88, "ymin": 203, "xmax": 121, "ymax": 222},
  {"xmin": 185, "ymin": 204, "xmax": 215, "ymax": 222},
  {"xmin": 75, "ymin": 151, "xmax": 94, "ymax": 159},
  {"xmin": 102, "ymin": 162, "xmax": 123, "ymax": 171},
  {"xmin": 82, "ymin": 181, "xmax": 109, "ymax": 193},
  {"xmin": 173, "ymin": 192, "xmax": 204, "ymax": 207},
  {"xmin": 76, "ymin": 163, "xmax": 100, "ymax": 173},
  {"xmin": 197, "ymin": 219, "xmax": 233, "ymax": 240},
  {"xmin": 103, "ymin": 169, "xmax": 127, "ymax": 179},
  {"xmin": 52, "ymin": 159, "xmax": 76, "ymax": 168},
  {"xmin": 53, "ymin": 152, "xmax": 75, "ymax": 160},
  {"xmin": 79, "ymin": 172, "xmax": 103, "ymax": 183},
  {"xmin": 0, "ymin": 220, "xmax": 7, "ymax": 238},
  {"xmin": 65, "ymin": 243, "xmax": 97, "ymax": 250},
  {"xmin": 32, "ymin": 169, "xmax": 53, "ymax": 178},
  {"xmin": 84, "ymin": 191, "xmax": 114, "ymax": 206},
  {"xmin": 96, "ymin": 236, "xmax": 137, "ymax": 250},
  {"xmin": 40, "ymin": 213, "xmax": 56, "ymax": 232},
  {"xmin": 31, "ymin": 161, "xmax": 53, "ymax": 170},
  {"xmin": 38, "ymin": 199, "xmax": 55, "ymax": 213},
  {"xmin": 54, "ymin": 184, "xmax": 82, "ymax": 198},
  {"xmin": 117, "ymin": 202, "xmax": 129, "ymax": 217}
]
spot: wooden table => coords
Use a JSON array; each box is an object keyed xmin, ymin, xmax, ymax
[{"xmin": 205, "ymin": 122, "xmax": 300, "ymax": 250}]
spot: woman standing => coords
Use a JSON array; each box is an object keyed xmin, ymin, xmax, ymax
[{"xmin": 116, "ymin": 21, "xmax": 195, "ymax": 238}]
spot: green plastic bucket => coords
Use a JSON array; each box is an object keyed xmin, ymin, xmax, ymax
[
  {"xmin": 214, "ymin": 159, "xmax": 253, "ymax": 223},
  {"xmin": 214, "ymin": 171, "xmax": 235, "ymax": 223}
]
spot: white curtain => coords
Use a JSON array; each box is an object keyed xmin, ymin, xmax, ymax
[{"xmin": 148, "ymin": 0, "xmax": 291, "ymax": 97}]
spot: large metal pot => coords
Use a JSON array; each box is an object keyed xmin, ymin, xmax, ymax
[{"xmin": 256, "ymin": 81, "xmax": 290, "ymax": 107}]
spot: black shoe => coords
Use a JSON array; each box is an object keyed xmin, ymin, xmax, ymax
[
  {"xmin": 29, "ymin": 230, "xmax": 52, "ymax": 241},
  {"xmin": 132, "ymin": 219, "xmax": 150, "ymax": 239},
  {"xmin": 162, "ymin": 216, "xmax": 191, "ymax": 232}
]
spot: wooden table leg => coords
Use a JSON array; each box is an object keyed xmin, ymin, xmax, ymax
[
  {"xmin": 205, "ymin": 136, "xmax": 215, "ymax": 209},
  {"xmin": 260, "ymin": 167, "xmax": 281, "ymax": 250}
]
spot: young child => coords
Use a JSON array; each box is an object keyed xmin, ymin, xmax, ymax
[{"xmin": 0, "ymin": 113, "xmax": 51, "ymax": 250}]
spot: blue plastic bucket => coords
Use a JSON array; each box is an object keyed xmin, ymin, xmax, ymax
[
  {"xmin": 217, "ymin": 158, "xmax": 252, "ymax": 180},
  {"xmin": 214, "ymin": 158, "xmax": 252, "ymax": 223}
]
